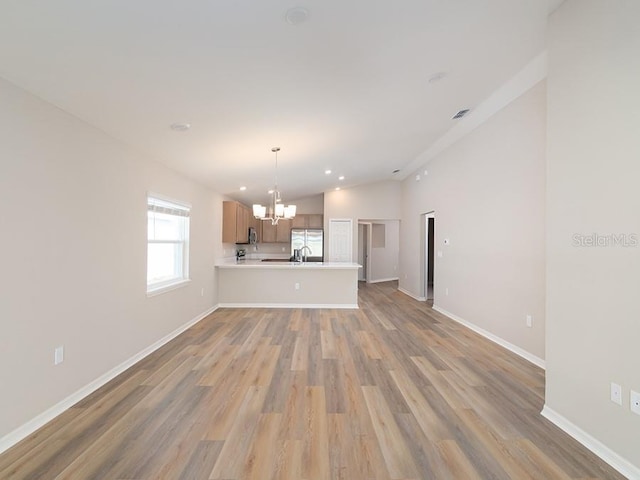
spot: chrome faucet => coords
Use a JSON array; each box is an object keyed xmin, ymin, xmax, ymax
[{"xmin": 299, "ymin": 245, "xmax": 312, "ymax": 262}]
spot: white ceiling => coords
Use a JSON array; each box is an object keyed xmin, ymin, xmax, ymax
[{"xmin": 0, "ymin": 0, "xmax": 561, "ymax": 205}]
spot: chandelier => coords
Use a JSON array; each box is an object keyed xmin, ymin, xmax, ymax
[{"xmin": 252, "ymin": 147, "xmax": 296, "ymax": 225}]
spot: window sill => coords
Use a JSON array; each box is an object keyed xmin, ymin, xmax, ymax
[{"xmin": 147, "ymin": 278, "xmax": 191, "ymax": 297}]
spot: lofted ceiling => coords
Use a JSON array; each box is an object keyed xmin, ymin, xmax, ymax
[{"xmin": 0, "ymin": 0, "xmax": 562, "ymax": 205}]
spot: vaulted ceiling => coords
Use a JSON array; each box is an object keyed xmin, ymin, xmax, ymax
[{"xmin": 0, "ymin": 0, "xmax": 562, "ymax": 204}]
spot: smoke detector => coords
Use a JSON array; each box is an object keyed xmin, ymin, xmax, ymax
[
  {"xmin": 285, "ymin": 7, "xmax": 309, "ymax": 25},
  {"xmin": 428, "ymin": 71, "xmax": 447, "ymax": 84},
  {"xmin": 170, "ymin": 122, "xmax": 191, "ymax": 132}
]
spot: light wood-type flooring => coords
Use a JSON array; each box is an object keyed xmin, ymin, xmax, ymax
[{"xmin": 0, "ymin": 281, "xmax": 626, "ymax": 479}]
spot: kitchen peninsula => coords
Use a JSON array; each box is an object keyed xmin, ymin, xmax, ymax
[{"xmin": 215, "ymin": 259, "xmax": 361, "ymax": 308}]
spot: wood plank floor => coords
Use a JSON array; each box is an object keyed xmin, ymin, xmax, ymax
[{"xmin": 0, "ymin": 281, "xmax": 626, "ymax": 479}]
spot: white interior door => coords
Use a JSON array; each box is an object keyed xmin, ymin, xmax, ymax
[{"xmin": 329, "ymin": 219, "xmax": 353, "ymax": 262}]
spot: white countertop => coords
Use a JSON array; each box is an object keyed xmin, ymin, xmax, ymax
[{"xmin": 215, "ymin": 258, "xmax": 361, "ymax": 269}]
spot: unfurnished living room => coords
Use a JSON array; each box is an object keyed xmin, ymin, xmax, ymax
[{"xmin": 0, "ymin": 1, "xmax": 638, "ymax": 479}]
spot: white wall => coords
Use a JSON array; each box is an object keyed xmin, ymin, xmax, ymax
[
  {"xmin": 0, "ymin": 77, "xmax": 222, "ymax": 444},
  {"xmin": 399, "ymin": 81, "xmax": 546, "ymax": 362},
  {"xmin": 324, "ymin": 181, "xmax": 401, "ymax": 263},
  {"xmin": 545, "ymin": 0, "xmax": 640, "ymax": 473},
  {"xmin": 289, "ymin": 193, "xmax": 324, "ymax": 214}
]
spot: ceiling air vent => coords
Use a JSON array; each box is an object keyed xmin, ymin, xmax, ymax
[{"xmin": 452, "ymin": 109, "xmax": 470, "ymax": 119}]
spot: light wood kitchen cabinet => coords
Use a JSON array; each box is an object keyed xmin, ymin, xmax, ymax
[
  {"xmin": 276, "ymin": 219, "xmax": 292, "ymax": 243},
  {"xmin": 292, "ymin": 214, "xmax": 323, "ymax": 228},
  {"xmin": 222, "ymin": 201, "xmax": 250, "ymax": 244},
  {"xmin": 291, "ymin": 215, "xmax": 304, "ymax": 228},
  {"xmin": 261, "ymin": 221, "xmax": 277, "ymax": 243},
  {"xmin": 306, "ymin": 214, "xmax": 323, "ymax": 228},
  {"xmin": 291, "ymin": 215, "xmax": 305, "ymax": 228},
  {"xmin": 261, "ymin": 218, "xmax": 292, "ymax": 243}
]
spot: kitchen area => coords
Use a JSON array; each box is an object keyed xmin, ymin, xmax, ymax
[{"xmin": 216, "ymin": 198, "xmax": 361, "ymax": 308}]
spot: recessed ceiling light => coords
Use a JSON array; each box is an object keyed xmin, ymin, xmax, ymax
[
  {"xmin": 285, "ymin": 7, "xmax": 309, "ymax": 26},
  {"xmin": 392, "ymin": 169, "xmax": 400, "ymax": 174},
  {"xmin": 267, "ymin": 189, "xmax": 274, "ymax": 194},
  {"xmin": 325, "ymin": 169, "xmax": 332, "ymax": 175},
  {"xmin": 239, "ymin": 186, "xmax": 247, "ymax": 191},
  {"xmin": 338, "ymin": 175, "xmax": 345, "ymax": 181},
  {"xmin": 170, "ymin": 122, "xmax": 191, "ymax": 132},
  {"xmin": 428, "ymin": 71, "xmax": 447, "ymax": 84},
  {"xmin": 335, "ymin": 187, "xmax": 341, "ymax": 191}
]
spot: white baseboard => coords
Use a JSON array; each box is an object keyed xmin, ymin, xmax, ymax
[
  {"xmin": 218, "ymin": 303, "xmax": 359, "ymax": 309},
  {"xmin": 397, "ymin": 287, "xmax": 426, "ymax": 302},
  {"xmin": 541, "ymin": 405, "xmax": 639, "ymax": 479},
  {"xmin": 368, "ymin": 277, "xmax": 399, "ymax": 284},
  {"xmin": 432, "ymin": 305, "xmax": 545, "ymax": 370},
  {"xmin": 0, "ymin": 304, "xmax": 219, "ymax": 455}
]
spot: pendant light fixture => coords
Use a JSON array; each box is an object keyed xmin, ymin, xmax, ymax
[{"xmin": 252, "ymin": 147, "xmax": 296, "ymax": 225}]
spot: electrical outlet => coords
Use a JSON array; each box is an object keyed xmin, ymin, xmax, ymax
[
  {"xmin": 445, "ymin": 288, "xmax": 449, "ymax": 296},
  {"xmin": 54, "ymin": 346, "xmax": 64, "ymax": 365},
  {"xmin": 631, "ymin": 390, "xmax": 640, "ymax": 415},
  {"xmin": 611, "ymin": 382, "xmax": 622, "ymax": 406},
  {"xmin": 295, "ymin": 282, "xmax": 300, "ymax": 290},
  {"xmin": 526, "ymin": 315, "xmax": 533, "ymax": 328},
  {"xmin": 200, "ymin": 288, "xmax": 204, "ymax": 297},
  {"xmin": 437, "ymin": 251, "xmax": 443, "ymax": 258}
]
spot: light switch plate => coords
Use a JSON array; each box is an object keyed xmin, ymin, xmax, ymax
[
  {"xmin": 54, "ymin": 345, "xmax": 64, "ymax": 365},
  {"xmin": 611, "ymin": 382, "xmax": 622, "ymax": 406}
]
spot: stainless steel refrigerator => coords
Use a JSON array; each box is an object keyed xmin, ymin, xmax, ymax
[{"xmin": 290, "ymin": 228, "xmax": 324, "ymax": 262}]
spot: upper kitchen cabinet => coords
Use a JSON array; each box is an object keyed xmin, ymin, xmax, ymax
[
  {"xmin": 291, "ymin": 214, "xmax": 323, "ymax": 229},
  {"xmin": 276, "ymin": 219, "xmax": 292, "ymax": 242},
  {"xmin": 261, "ymin": 221, "xmax": 276, "ymax": 243},
  {"xmin": 222, "ymin": 201, "xmax": 250, "ymax": 244},
  {"xmin": 261, "ymin": 218, "xmax": 292, "ymax": 243}
]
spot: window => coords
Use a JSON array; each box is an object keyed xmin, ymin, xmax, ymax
[{"xmin": 147, "ymin": 195, "xmax": 190, "ymax": 295}]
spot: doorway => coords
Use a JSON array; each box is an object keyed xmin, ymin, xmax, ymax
[
  {"xmin": 424, "ymin": 212, "xmax": 435, "ymax": 301},
  {"xmin": 357, "ymin": 222, "xmax": 371, "ymax": 282}
]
